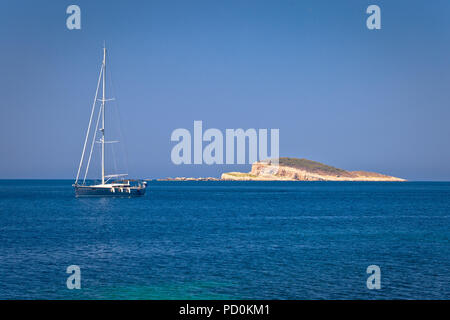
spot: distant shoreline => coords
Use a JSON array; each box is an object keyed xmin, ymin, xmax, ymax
[
  {"xmin": 155, "ymin": 157, "xmax": 406, "ymax": 182},
  {"xmin": 2, "ymin": 179, "xmax": 450, "ymax": 182}
]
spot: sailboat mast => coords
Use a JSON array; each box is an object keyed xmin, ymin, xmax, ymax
[{"xmin": 101, "ymin": 45, "xmax": 106, "ymax": 185}]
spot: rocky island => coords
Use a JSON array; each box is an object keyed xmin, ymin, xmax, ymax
[{"xmin": 220, "ymin": 157, "xmax": 406, "ymax": 181}]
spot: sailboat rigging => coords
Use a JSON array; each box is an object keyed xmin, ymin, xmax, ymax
[{"xmin": 73, "ymin": 44, "xmax": 147, "ymax": 197}]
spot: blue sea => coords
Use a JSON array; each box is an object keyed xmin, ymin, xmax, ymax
[{"xmin": 0, "ymin": 180, "xmax": 449, "ymax": 299}]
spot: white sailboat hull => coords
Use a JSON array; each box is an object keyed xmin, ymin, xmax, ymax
[{"xmin": 74, "ymin": 183, "xmax": 146, "ymax": 197}]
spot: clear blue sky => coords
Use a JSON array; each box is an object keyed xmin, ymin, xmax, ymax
[{"xmin": 1, "ymin": 0, "xmax": 450, "ymax": 180}]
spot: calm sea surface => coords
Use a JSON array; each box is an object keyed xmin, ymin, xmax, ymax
[{"xmin": 0, "ymin": 180, "xmax": 449, "ymax": 299}]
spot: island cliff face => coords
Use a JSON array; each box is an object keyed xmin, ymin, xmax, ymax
[{"xmin": 221, "ymin": 158, "xmax": 406, "ymax": 181}]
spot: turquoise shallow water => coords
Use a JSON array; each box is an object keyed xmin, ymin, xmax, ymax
[{"xmin": 0, "ymin": 180, "xmax": 449, "ymax": 299}]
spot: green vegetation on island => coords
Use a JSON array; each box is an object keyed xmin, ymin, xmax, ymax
[{"xmin": 265, "ymin": 157, "xmax": 349, "ymax": 176}]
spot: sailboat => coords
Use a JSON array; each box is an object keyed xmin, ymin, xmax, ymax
[{"xmin": 73, "ymin": 44, "xmax": 147, "ymax": 197}]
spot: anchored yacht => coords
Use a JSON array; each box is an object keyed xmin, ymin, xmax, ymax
[{"xmin": 73, "ymin": 44, "xmax": 146, "ymax": 197}]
